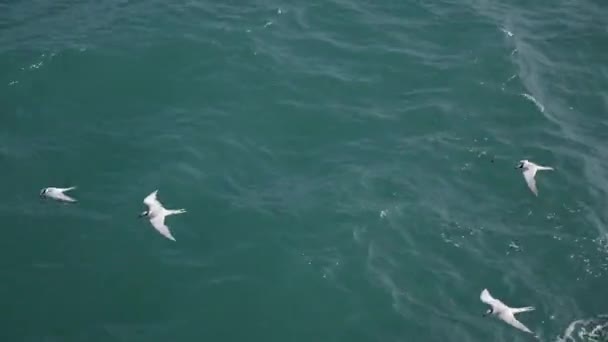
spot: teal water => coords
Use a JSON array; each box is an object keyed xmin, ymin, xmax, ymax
[{"xmin": 1, "ymin": 1, "xmax": 608, "ymax": 341}]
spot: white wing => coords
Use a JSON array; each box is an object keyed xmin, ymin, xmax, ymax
[
  {"xmin": 480, "ymin": 289, "xmax": 509, "ymax": 310},
  {"xmin": 499, "ymin": 312, "xmax": 534, "ymax": 334},
  {"xmin": 53, "ymin": 192, "xmax": 77, "ymax": 202},
  {"xmin": 47, "ymin": 188, "xmax": 77, "ymax": 202},
  {"xmin": 150, "ymin": 215, "xmax": 176, "ymax": 241},
  {"xmin": 523, "ymin": 168, "xmax": 538, "ymax": 196},
  {"xmin": 143, "ymin": 190, "xmax": 163, "ymax": 211},
  {"xmin": 481, "ymin": 289, "xmax": 499, "ymax": 305}
]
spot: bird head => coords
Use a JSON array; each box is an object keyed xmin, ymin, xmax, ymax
[
  {"xmin": 39, "ymin": 188, "xmax": 48, "ymax": 196},
  {"xmin": 516, "ymin": 160, "xmax": 527, "ymax": 169},
  {"xmin": 139, "ymin": 210, "xmax": 149, "ymax": 218},
  {"xmin": 483, "ymin": 307, "xmax": 493, "ymax": 317}
]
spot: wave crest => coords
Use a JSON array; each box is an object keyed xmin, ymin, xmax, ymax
[{"xmin": 557, "ymin": 315, "xmax": 608, "ymax": 342}]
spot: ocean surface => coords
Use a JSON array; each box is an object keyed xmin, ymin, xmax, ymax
[{"xmin": 1, "ymin": 0, "xmax": 608, "ymax": 341}]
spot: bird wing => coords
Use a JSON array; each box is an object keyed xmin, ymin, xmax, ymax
[
  {"xmin": 499, "ymin": 311, "xmax": 534, "ymax": 334},
  {"xmin": 150, "ymin": 215, "xmax": 176, "ymax": 241},
  {"xmin": 523, "ymin": 168, "xmax": 538, "ymax": 196},
  {"xmin": 480, "ymin": 289, "xmax": 509, "ymax": 310},
  {"xmin": 481, "ymin": 289, "xmax": 500, "ymax": 305},
  {"xmin": 143, "ymin": 190, "xmax": 163, "ymax": 211},
  {"xmin": 51, "ymin": 190, "xmax": 77, "ymax": 202}
]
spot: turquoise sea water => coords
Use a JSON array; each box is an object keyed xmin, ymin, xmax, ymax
[{"xmin": 1, "ymin": 1, "xmax": 608, "ymax": 341}]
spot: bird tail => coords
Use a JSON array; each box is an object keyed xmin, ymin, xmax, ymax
[
  {"xmin": 512, "ymin": 306, "xmax": 535, "ymax": 314},
  {"xmin": 64, "ymin": 186, "xmax": 77, "ymax": 192},
  {"xmin": 168, "ymin": 209, "xmax": 186, "ymax": 216},
  {"xmin": 538, "ymin": 166, "xmax": 553, "ymax": 171}
]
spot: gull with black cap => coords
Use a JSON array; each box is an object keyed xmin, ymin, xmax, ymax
[
  {"xmin": 480, "ymin": 288, "xmax": 536, "ymax": 335},
  {"xmin": 40, "ymin": 186, "xmax": 78, "ymax": 203},
  {"xmin": 517, "ymin": 159, "xmax": 553, "ymax": 196}
]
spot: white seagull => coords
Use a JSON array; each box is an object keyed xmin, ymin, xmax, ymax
[
  {"xmin": 40, "ymin": 186, "xmax": 77, "ymax": 203},
  {"xmin": 517, "ymin": 159, "xmax": 553, "ymax": 196},
  {"xmin": 139, "ymin": 190, "xmax": 186, "ymax": 241},
  {"xmin": 481, "ymin": 289, "xmax": 536, "ymax": 335}
]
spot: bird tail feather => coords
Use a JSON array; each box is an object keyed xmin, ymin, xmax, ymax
[
  {"xmin": 168, "ymin": 209, "xmax": 187, "ymax": 216},
  {"xmin": 513, "ymin": 306, "xmax": 535, "ymax": 314}
]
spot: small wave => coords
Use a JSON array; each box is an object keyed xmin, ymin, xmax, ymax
[
  {"xmin": 20, "ymin": 52, "xmax": 58, "ymax": 72},
  {"xmin": 504, "ymin": 74, "xmax": 517, "ymax": 84},
  {"xmin": 522, "ymin": 93, "xmax": 545, "ymax": 113},
  {"xmin": 28, "ymin": 61, "xmax": 43, "ymax": 70}
]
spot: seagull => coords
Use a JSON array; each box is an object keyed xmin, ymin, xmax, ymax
[
  {"xmin": 517, "ymin": 160, "xmax": 553, "ymax": 196},
  {"xmin": 139, "ymin": 190, "xmax": 186, "ymax": 241},
  {"xmin": 481, "ymin": 289, "xmax": 536, "ymax": 335},
  {"xmin": 40, "ymin": 186, "xmax": 77, "ymax": 203}
]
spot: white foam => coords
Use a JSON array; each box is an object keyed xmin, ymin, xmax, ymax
[
  {"xmin": 522, "ymin": 93, "xmax": 545, "ymax": 113},
  {"xmin": 557, "ymin": 316, "xmax": 608, "ymax": 342},
  {"xmin": 29, "ymin": 61, "xmax": 43, "ymax": 70}
]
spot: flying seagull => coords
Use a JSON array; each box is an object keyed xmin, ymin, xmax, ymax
[
  {"xmin": 40, "ymin": 186, "xmax": 77, "ymax": 203},
  {"xmin": 139, "ymin": 190, "xmax": 186, "ymax": 241},
  {"xmin": 517, "ymin": 159, "xmax": 553, "ymax": 196},
  {"xmin": 481, "ymin": 288, "xmax": 536, "ymax": 335}
]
